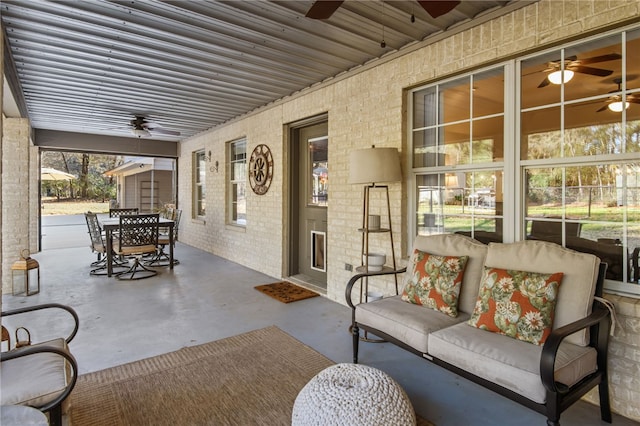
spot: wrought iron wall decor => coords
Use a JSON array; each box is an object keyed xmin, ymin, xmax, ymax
[{"xmin": 249, "ymin": 144, "xmax": 274, "ymax": 195}]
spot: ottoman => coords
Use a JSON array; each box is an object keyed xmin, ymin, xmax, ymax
[{"xmin": 292, "ymin": 363, "xmax": 416, "ymax": 425}]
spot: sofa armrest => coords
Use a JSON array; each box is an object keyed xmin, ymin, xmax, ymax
[
  {"xmin": 540, "ymin": 303, "xmax": 611, "ymax": 394},
  {"xmin": 1, "ymin": 342, "xmax": 78, "ymax": 412},
  {"xmin": 345, "ymin": 267, "xmax": 407, "ymax": 309},
  {"xmin": 1, "ymin": 303, "xmax": 79, "ymax": 344}
]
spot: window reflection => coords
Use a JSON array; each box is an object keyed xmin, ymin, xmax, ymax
[
  {"xmin": 416, "ymin": 170, "xmax": 503, "ymax": 242},
  {"xmin": 309, "ymin": 136, "xmax": 328, "ymax": 206}
]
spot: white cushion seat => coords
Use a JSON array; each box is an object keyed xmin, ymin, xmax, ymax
[
  {"xmin": 356, "ymin": 296, "xmax": 469, "ymax": 353},
  {"xmin": 1, "ymin": 338, "xmax": 73, "ymax": 408},
  {"xmin": 428, "ymin": 322, "xmax": 597, "ymax": 404}
]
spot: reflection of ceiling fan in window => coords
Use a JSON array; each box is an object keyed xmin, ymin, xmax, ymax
[
  {"xmin": 537, "ymin": 53, "xmax": 622, "ymax": 88},
  {"xmin": 597, "ymin": 78, "xmax": 640, "ymax": 112},
  {"xmin": 305, "ymin": 0, "xmax": 461, "ymax": 20}
]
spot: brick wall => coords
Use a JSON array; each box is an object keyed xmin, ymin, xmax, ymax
[
  {"xmin": 178, "ymin": 1, "xmax": 640, "ymax": 421},
  {"xmin": 1, "ymin": 118, "xmax": 33, "ymax": 294}
]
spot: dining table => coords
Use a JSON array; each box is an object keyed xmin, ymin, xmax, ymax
[{"xmin": 99, "ymin": 216, "xmax": 175, "ymax": 277}]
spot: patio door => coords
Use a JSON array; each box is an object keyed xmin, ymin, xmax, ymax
[{"xmin": 289, "ymin": 119, "xmax": 328, "ymax": 289}]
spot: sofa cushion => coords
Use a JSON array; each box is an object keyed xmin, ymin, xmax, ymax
[
  {"xmin": 356, "ymin": 296, "xmax": 469, "ymax": 353},
  {"xmin": 428, "ymin": 323, "xmax": 597, "ymax": 404},
  {"xmin": 484, "ymin": 240, "xmax": 599, "ymax": 346},
  {"xmin": 468, "ymin": 267, "xmax": 563, "ymax": 345},
  {"xmin": 0, "ymin": 338, "xmax": 72, "ymax": 408},
  {"xmin": 401, "ymin": 251, "xmax": 469, "ymax": 317},
  {"xmin": 410, "ymin": 234, "xmax": 488, "ymax": 315}
]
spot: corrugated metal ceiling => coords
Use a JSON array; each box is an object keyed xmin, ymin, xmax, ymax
[{"xmin": 1, "ymin": 0, "xmax": 525, "ymax": 142}]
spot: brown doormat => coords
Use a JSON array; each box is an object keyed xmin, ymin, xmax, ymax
[{"xmin": 254, "ymin": 281, "xmax": 319, "ymax": 303}]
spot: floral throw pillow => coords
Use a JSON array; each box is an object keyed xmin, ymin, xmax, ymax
[
  {"xmin": 468, "ymin": 267, "xmax": 564, "ymax": 345},
  {"xmin": 401, "ymin": 250, "xmax": 469, "ymax": 317}
]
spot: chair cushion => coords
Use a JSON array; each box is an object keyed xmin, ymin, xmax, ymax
[
  {"xmin": 428, "ymin": 322, "xmax": 597, "ymax": 404},
  {"xmin": 467, "ymin": 267, "xmax": 563, "ymax": 345},
  {"xmin": 401, "ymin": 251, "xmax": 468, "ymax": 317},
  {"xmin": 1, "ymin": 338, "xmax": 72, "ymax": 408},
  {"xmin": 114, "ymin": 243, "xmax": 157, "ymax": 256},
  {"xmin": 356, "ymin": 296, "xmax": 469, "ymax": 353},
  {"xmin": 410, "ymin": 234, "xmax": 488, "ymax": 315},
  {"xmin": 485, "ymin": 241, "xmax": 599, "ymax": 346}
]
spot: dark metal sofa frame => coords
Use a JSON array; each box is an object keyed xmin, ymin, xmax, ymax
[{"xmin": 346, "ymin": 263, "xmax": 612, "ymax": 426}]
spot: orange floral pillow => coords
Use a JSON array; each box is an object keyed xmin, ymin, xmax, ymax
[
  {"xmin": 401, "ymin": 250, "xmax": 468, "ymax": 317},
  {"xmin": 468, "ymin": 267, "xmax": 564, "ymax": 345}
]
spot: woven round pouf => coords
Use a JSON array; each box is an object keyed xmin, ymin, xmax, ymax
[{"xmin": 292, "ymin": 363, "xmax": 416, "ymax": 426}]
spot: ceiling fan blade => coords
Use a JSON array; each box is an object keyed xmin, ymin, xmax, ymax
[
  {"xmin": 628, "ymin": 96, "xmax": 640, "ymax": 104},
  {"xmin": 305, "ymin": 1, "xmax": 343, "ymax": 19},
  {"xmin": 568, "ymin": 65, "xmax": 613, "ymax": 77},
  {"xmin": 538, "ymin": 77, "xmax": 551, "ymax": 88},
  {"xmin": 417, "ymin": 1, "xmax": 461, "ymax": 18},
  {"xmin": 150, "ymin": 128, "xmax": 181, "ymax": 136},
  {"xmin": 596, "ymin": 104, "xmax": 610, "ymax": 112},
  {"xmin": 575, "ymin": 53, "xmax": 622, "ymax": 65}
]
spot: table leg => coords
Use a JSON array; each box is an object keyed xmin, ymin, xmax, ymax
[
  {"xmin": 106, "ymin": 228, "xmax": 113, "ymax": 277},
  {"xmin": 169, "ymin": 223, "xmax": 174, "ymax": 270}
]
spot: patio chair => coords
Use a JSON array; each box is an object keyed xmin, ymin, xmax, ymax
[
  {"xmin": 1, "ymin": 303, "xmax": 79, "ymax": 426},
  {"xmin": 109, "ymin": 207, "xmax": 139, "ymax": 217},
  {"xmin": 84, "ymin": 211, "xmax": 128, "ymax": 276},
  {"xmin": 113, "ymin": 213, "xmax": 160, "ymax": 280},
  {"xmin": 144, "ymin": 208, "xmax": 181, "ymax": 267}
]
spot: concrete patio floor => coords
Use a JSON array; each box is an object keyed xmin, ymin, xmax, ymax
[{"xmin": 1, "ymin": 215, "xmax": 638, "ymax": 426}]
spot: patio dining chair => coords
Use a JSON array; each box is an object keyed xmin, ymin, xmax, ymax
[
  {"xmin": 84, "ymin": 211, "xmax": 128, "ymax": 276},
  {"xmin": 113, "ymin": 213, "xmax": 160, "ymax": 280},
  {"xmin": 109, "ymin": 207, "xmax": 139, "ymax": 217},
  {"xmin": 144, "ymin": 208, "xmax": 181, "ymax": 267}
]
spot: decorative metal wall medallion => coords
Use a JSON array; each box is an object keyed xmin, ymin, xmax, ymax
[{"xmin": 249, "ymin": 144, "xmax": 274, "ymax": 195}]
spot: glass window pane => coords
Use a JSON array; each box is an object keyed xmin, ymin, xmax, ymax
[
  {"xmin": 473, "ymin": 69, "xmax": 504, "ymax": 118},
  {"xmin": 521, "ymin": 107, "xmax": 561, "ymax": 160},
  {"xmin": 416, "ymin": 171, "xmax": 503, "ymax": 239},
  {"xmin": 413, "ymin": 87, "xmax": 437, "ymax": 129},
  {"xmin": 628, "ymin": 29, "xmax": 640, "ymax": 91},
  {"xmin": 412, "ymin": 128, "xmax": 439, "ymax": 168},
  {"xmin": 440, "ymin": 77, "xmax": 470, "ymax": 124},
  {"xmin": 564, "ymin": 34, "xmax": 622, "ymax": 103},
  {"xmin": 309, "ymin": 137, "xmax": 328, "ymax": 206},
  {"xmin": 521, "ymin": 51, "xmax": 563, "ymax": 110}
]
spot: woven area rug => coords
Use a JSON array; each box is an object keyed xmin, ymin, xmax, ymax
[
  {"xmin": 68, "ymin": 326, "xmax": 434, "ymax": 426},
  {"xmin": 254, "ymin": 281, "xmax": 319, "ymax": 303}
]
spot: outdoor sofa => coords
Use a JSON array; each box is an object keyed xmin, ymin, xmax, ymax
[{"xmin": 346, "ymin": 234, "xmax": 612, "ymax": 426}]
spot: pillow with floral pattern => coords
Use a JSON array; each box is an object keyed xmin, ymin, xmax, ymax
[
  {"xmin": 401, "ymin": 250, "xmax": 469, "ymax": 317},
  {"xmin": 467, "ymin": 267, "xmax": 563, "ymax": 345}
]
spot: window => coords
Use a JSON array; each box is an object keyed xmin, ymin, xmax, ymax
[
  {"xmin": 228, "ymin": 139, "xmax": 247, "ymax": 226},
  {"xmin": 194, "ymin": 150, "xmax": 206, "ymax": 218},
  {"xmin": 411, "ymin": 67, "xmax": 505, "ymax": 242},
  {"xmin": 410, "ymin": 26, "xmax": 640, "ymax": 295},
  {"xmin": 519, "ymin": 28, "xmax": 639, "ymax": 293}
]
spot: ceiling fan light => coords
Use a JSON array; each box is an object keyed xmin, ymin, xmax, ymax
[
  {"xmin": 548, "ymin": 70, "xmax": 574, "ymax": 85},
  {"xmin": 132, "ymin": 128, "xmax": 151, "ymax": 138},
  {"xmin": 607, "ymin": 101, "xmax": 630, "ymax": 112}
]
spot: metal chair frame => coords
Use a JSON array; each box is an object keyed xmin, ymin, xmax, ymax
[
  {"xmin": 84, "ymin": 211, "xmax": 128, "ymax": 276},
  {"xmin": 114, "ymin": 214, "xmax": 160, "ymax": 280},
  {"xmin": 144, "ymin": 208, "xmax": 181, "ymax": 267}
]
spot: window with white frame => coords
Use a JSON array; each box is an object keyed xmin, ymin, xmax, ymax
[
  {"xmin": 194, "ymin": 150, "xmax": 206, "ymax": 218},
  {"xmin": 411, "ymin": 67, "xmax": 506, "ymax": 242},
  {"xmin": 228, "ymin": 139, "xmax": 247, "ymax": 226},
  {"xmin": 410, "ymin": 26, "xmax": 640, "ymax": 295}
]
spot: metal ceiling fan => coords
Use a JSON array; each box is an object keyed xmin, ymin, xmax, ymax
[
  {"xmin": 537, "ymin": 53, "xmax": 622, "ymax": 88},
  {"xmin": 305, "ymin": 0, "xmax": 461, "ymax": 20},
  {"xmin": 129, "ymin": 115, "xmax": 180, "ymax": 138},
  {"xmin": 596, "ymin": 78, "xmax": 640, "ymax": 112}
]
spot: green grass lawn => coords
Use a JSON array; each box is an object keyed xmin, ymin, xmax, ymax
[{"xmin": 41, "ymin": 199, "xmax": 109, "ymax": 215}]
